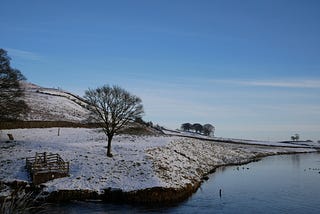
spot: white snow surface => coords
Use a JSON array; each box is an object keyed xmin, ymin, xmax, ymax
[
  {"xmin": 21, "ymin": 82, "xmax": 90, "ymax": 122},
  {"xmin": 0, "ymin": 128, "xmax": 316, "ymax": 194},
  {"xmin": 163, "ymin": 129, "xmax": 320, "ymax": 148}
]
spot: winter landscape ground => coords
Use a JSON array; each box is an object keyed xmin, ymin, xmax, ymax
[
  {"xmin": 0, "ymin": 127, "xmax": 318, "ymax": 201},
  {"xmin": 0, "ymin": 83, "xmax": 319, "ymax": 204}
]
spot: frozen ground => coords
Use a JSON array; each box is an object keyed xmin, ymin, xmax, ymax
[
  {"xmin": 163, "ymin": 129, "xmax": 320, "ymax": 148},
  {"xmin": 0, "ymin": 128, "xmax": 317, "ymax": 196}
]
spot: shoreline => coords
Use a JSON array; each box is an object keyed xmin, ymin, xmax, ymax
[
  {"xmin": 1, "ymin": 128, "xmax": 318, "ymax": 204},
  {"xmin": 4, "ymin": 151, "xmax": 316, "ymax": 205}
]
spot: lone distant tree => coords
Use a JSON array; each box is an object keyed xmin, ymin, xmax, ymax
[
  {"xmin": 181, "ymin": 123, "xmax": 192, "ymax": 132},
  {"xmin": 84, "ymin": 85, "xmax": 144, "ymax": 157},
  {"xmin": 192, "ymin": 123, "xmax": 203, "ymax": 134},
  {"xmin": 291, "ymin": 134, "xmax": 300, "ymax": 141},
  {"xmin": 203, "ymin": 124, "xmax": 215, "ymax": 136},
  {"xmin": 0, "ymin": 48, "xmax": 29, "ymax": 121}
]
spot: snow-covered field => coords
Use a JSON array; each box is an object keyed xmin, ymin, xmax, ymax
[
  {"xmin": 20, "ymin": 82, "xmax": 90, "ymax": 122},
  {"xmin": 0, "ymin": 128, "xmax": 175, "ymax": 193},
  {"xmin": 0, "ymin": 128, "xmax": 317, "ymax": 197}
]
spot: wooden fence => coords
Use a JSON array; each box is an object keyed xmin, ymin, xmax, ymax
[{"xmin": 26, "ymin": 152, "xmax": 69, "ymax": 185}]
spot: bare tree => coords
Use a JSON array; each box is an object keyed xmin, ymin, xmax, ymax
[
  {"xmin": 84, "ymin": 85, "xmax": 144, "ymax": 157},
  {"xmin": 0, "ymin": 48, "xmax": 29, "ymax": 121},
  {"xmin": 203, "ymin": 124, "xmax": 215, "ymax": 136},
  {"xmin": 291, "ymin": 133, "xmax": 300, "ymax": 141},
  {"xmin": 192, "ymin": 123, "xmax": 203, "ymax": 134}
]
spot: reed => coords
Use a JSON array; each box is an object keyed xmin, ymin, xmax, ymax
[{"xmin": 0, "ymin": 187, "xmax": 46, "ymax": 214}]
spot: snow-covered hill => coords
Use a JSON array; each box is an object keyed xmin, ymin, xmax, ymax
[{"xmin": 20, "ymin": 82, "xmax": 90, "ymax": 123}]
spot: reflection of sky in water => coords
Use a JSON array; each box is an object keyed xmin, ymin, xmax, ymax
[{"xmin": 182, "ymin": 153, "xmax": 320, "ymax": 214}]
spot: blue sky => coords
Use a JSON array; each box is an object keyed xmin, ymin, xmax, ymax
[{"xmin": 1, "ymin": 0, "xmax": 320, "ymax": 141}]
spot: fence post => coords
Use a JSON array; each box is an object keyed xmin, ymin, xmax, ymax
[
  {"xmin": 35, "ymin": 152, "xmax": 39, "ymax": 163},
  {"xmin": 44, "ymin": 152, "xmax": 47, "ymax": 163},
  {"xmin": 7, "ymin": 134, "xmax": 14, "ymax": 141}
]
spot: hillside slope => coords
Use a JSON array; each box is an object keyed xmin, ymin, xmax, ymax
[
  {"xmin": 16, "ymin": 82, "xmax": 163, "ymax": 135},
  {"xmin": 21, "ymin": 82, "xmax": 90, "ymax": 123}
]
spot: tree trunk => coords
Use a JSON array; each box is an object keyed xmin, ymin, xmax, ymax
[{"xmin": 107, "ymin": 134, "xmax": 113, "ymax": 157}]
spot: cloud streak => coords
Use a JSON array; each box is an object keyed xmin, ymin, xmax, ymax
[
  {"xmin": 6, "ymin": 48, "xmax": 42, "ymax": 61},
  {"xmin": 212, "ymin": 79, "xmax": 320, "ymax": 89}
]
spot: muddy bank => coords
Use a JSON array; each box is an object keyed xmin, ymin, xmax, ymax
[
  {"xmin": 1, "ymin": 180, "xmax": 200, "ymax": 204},
  {"xmin": 44, "ymin": 183, "xmax": 200, "ymax": 203}
]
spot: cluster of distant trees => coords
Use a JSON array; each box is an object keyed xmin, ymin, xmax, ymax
[{"xmin": 180, "ymin": 123, "xmax": 215, "ymax": 136}]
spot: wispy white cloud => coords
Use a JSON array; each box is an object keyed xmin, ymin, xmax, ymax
[
  {"xmin": 211, "ymin": 79, "xmax": 320, "ymax": 89},
  {"xmin": 5, "ymin": 48, "xmax": 42, "ymax": 61}
]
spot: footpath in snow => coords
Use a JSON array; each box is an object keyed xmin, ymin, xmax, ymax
[{"xmin": 0, "ymin": 128, "xmax": 317, "ymax": 200}]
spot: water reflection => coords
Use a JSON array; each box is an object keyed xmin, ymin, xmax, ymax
[
  {"xmin": 181, "ymin": 153, "xmax": 320, "ymax": 214},
  {"xmin": 291, "ymin": 154, "xmax": 301, "ymax": 167}
]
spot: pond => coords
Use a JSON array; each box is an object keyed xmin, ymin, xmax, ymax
[{"xmin": 42, "ymin": 153, "xmax": 320, "ymax": 213}]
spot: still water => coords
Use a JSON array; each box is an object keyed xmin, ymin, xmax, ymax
[{"xmin": 43, "ymin": 153, "xmax": 320, "ymax": 213}]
